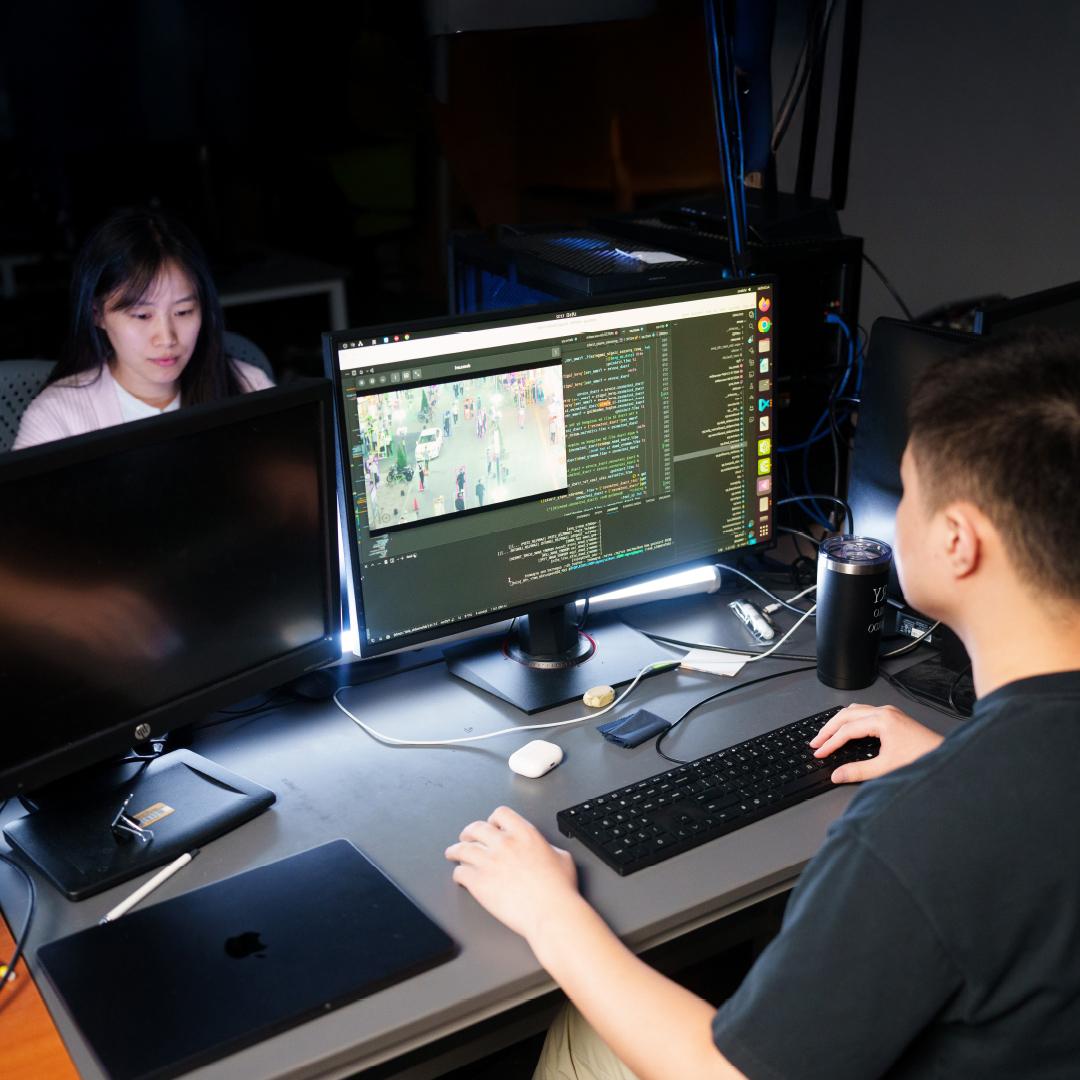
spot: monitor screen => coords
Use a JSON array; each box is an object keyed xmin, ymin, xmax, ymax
[
  {"xmin": 0, "ymin": 381, "xmax": 341, "ymax": 800},
  {"xmin": 326, "ymin": 281, "xmax": 775, "ymax": 662}
]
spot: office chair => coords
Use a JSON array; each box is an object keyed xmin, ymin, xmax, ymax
[
  {"xmin": 1, "ymin": 335, "xmax": 270, "ymax": 454},
  {"xmin": 223, "ymin": 331, "xmax": 274, "ymax": 380},
  {"xmin": 0, "ymin": 359, "xmax": 56, "ymax": 453}
]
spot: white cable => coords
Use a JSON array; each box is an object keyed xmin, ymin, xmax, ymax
[
  {"xmin": 331, "ymin": 659, "xmax": 681, "ymax": 748},
  {"xmin": 742, "ymin": 604, "xmax": 816, "ymax": 663},
  {"xmin": 882, "ymin": 620, "xmax": 941, "ymax": 658},
  {"xmin": 763, "ymin": 583, "xmax": 817, "ymax": 615},
  {"xmin": 716, "ymin": 564, "xmax": 816, "ymax": 616}
]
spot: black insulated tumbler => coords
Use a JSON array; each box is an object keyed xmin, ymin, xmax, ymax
[{"xmin": 816, "ymin": 536, "xmax": 893, "ymax": 690}]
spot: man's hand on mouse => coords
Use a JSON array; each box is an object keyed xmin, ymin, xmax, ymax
[{"xmin": 445, "ymin": 805, "xmax": 581, "ymax": 941}]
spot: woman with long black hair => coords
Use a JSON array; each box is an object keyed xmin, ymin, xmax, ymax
[{"xmin": 14, "ymin": 208, "xmax": 272, "ymax": 449}]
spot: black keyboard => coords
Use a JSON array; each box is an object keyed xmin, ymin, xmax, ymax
[{"xmin": 557, "ymin": 706, "xmax": 879, "ymax": 875}]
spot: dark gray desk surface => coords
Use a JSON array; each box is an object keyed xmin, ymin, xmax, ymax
[{"xmin": 0, "ymin": 597, "xmax": 957, "ymax": 1079}]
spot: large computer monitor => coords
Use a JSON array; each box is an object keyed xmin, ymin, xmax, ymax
[
  {"xmin": 846, "ymin": 317, "xmax": 977, "ymax": 710},
  {"xmin": 0, "ymin": 380, "xmax": 341, "ymax": 898},
  {"xmin": 325, "ymin": 281, "xmax": 776, "ymax": 711},
  {"xmin": 973, "ymin": 279, "xmax": 1080, "ymax": 336}
]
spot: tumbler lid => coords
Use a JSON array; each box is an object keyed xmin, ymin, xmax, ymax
[{"xmin": 819, "ymin": 535, "xmax": 892, "ymax": 576}]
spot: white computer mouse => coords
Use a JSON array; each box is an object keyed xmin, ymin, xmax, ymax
[{"xmin": 507, "ymin": 739, "xmax": 564, "ymax": 779}]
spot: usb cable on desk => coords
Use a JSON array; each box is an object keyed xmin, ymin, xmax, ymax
[{"xmin": 331, "ymin": 658, "xmax": 681, "ymax": 748}]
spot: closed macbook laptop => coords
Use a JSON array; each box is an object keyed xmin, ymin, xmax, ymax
[{"xmin": 37, "ymin": 839, "xmax": 458, "ymax": 1080}]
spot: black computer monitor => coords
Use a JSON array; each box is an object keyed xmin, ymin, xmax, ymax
[
  {"xmin": 325, "ymin": 281, "xmax": 776, "ymax": 711},
  {"xmin": 0, "ymin": 380, "xmax": 341, "ymax": 898},
  {"xmin": 852, "ymin": 309, "xmax": 1080, "ymax": 571},
  {"xmin": 846, "ymin": 317, "xmax": 977, "ymax": 710},
  {"xmin": 973, "ymin": 279, "xmax": 1080, "ymax": 336},
  {"xmin": 847, "ymin": 317, "xmax": 979, "ymax": 601}
]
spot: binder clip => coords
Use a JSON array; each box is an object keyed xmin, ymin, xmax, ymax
[{"xmin": 110, "ymin": 792, "xmax": 154, "ymax": 845}]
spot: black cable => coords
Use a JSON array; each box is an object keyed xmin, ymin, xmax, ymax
[
  {"xmin": 771, "ymin": 3, "xmax": 818, "ymax": 129},
  {"xmin": 856, "ymin": 322, "xmax": 870, "ymax": 363},
  {"xmin": 196, "ymin": 698, "xmax": 290, "ymax": 731},
  {"xmin": 772, "ymin": 0, "xmax": 837, "ymax": 152},
  {"xmin": 635, "ymin": 629, "xmax": 815, "ymax": 663},
  {"xmin": 782, "ymin": 526, "xmax": 815, "ymax": 562},
  {"xmin": 214, "ymin": 690, "xmax": 291, "ymax": 717},
  {"xmin": 774, "ymin": 494, "xmax": 854, "ymax": 534},
  {"xmin": 822, "ymin": 319, "xmax": 861, "ymax": 530},
  {"xmin": 703, "ymin": 0, "xmax": 741, "ymax": 273},
  {"xmin": 829, "ymin": 405, "xmax": 841, "ymax": 514},
  {"xmin": 576, "ymin": 597, "xmax": 591, "ymax": 631},
  {"xmin": 0, "ymin": 853, "xmax": 36, "ymax": 993},
  {"xmin": 862, "ymin": 252, "xmax": 914, "ymax": 321},
  {"xmin": 655, "ymin": 665, "xmax": 818, "ymax": 764}
]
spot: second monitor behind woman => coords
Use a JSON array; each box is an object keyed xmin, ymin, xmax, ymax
[{"xmin": 13, "ymin": 209, "xmax": 273, "ymax": 450}]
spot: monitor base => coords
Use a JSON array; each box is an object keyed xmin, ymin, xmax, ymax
[
  {"xmin": 4, "ymin": 750, "xmax": 275, "ymax": 901},
  {"xmin": 444, "ymin": 613, "xmax": 671, "ymax": 713}
]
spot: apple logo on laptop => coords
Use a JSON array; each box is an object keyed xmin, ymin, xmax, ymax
[{"xmin": 224, "ymin": 930, "xmax": 267, "ymax": 960}]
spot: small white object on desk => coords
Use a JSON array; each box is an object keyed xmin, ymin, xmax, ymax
[
  {"xmin": 583, "ymin": 684, "xmax": 616, "ymax": 708},
  {"xmin": 679, "ymin": 649, "xmax": 751, "ymax": 677},
  {"xmin": 508, "ymin": 740, "xmax": 564, "ymax": 779}
]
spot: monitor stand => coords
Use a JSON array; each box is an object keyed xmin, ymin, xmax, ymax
[
  {"xmin": 4, "ymin": 750, "xmax": 275, "ymax": 901},
  {"xmin": 444, "ymin": 604, "xmax": 671, "ymax": 713}
]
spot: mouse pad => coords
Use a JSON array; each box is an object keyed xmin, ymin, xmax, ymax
[{"xmin": 37, "ymin": 839, "xmax": 458, "ymax": 1080}]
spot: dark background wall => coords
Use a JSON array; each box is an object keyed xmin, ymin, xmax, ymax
[
  {"xmin": 774, "ymin": 0, "xmax": 1080, "ymax": 329},
  {"xmin": 1, "ymin": 1, "xmax": 1077, "ymax": 369}
]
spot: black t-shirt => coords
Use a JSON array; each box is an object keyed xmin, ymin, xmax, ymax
[{"xmin": 712, "ymin": 671, "xmax": 1080, "ymax": 1078}]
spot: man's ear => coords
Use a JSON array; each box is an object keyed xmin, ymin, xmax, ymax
[{"xmin": 941, "ymin": 503, "xmax": 982, "ymax": 579}]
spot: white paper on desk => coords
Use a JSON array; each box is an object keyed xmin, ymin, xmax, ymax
[
  {"xmin": 626, "ymin": 249, "xmax": 688, "ymax": 265},
  {"xmin": 679, "ymin": 649, "xmax": 750, "ymax": 677}
]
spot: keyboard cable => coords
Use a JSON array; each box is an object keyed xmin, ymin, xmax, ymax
[{"xmin": 654, "ymin": 664, "xmax": 818, "ymax": 765}]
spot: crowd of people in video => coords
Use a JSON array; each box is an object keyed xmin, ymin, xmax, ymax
[{"xmin": 355, "ymin": 365, "xmax": 566, "ymax": 529}]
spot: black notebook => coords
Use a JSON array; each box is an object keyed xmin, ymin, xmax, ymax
[{"xmin": 37, "ymin": 839, "xmax": 458, "ymax": 1080}]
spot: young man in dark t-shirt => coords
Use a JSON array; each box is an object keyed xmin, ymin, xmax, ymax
[{"xmin": 445, "ymin": 332, "xmax": 1080, "ymax": 1079}]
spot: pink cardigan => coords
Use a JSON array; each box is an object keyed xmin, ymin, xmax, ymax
[{"xmin": 12, "ymin": 361, "xmax": 274, "ymax": 450}]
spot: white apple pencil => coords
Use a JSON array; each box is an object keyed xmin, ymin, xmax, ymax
[{"xmin": 99, "ymin": 849, "xmax": 200, "ymax": 925}]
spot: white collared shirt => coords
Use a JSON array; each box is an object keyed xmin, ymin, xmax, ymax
[{"xmin": 113, "ymin": 380, "xmax": 180, "ymax": 421}]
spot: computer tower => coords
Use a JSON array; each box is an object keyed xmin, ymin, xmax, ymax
[{"xmin": 449, "ymin": 225, "xmax": 730, "ymax": 313}]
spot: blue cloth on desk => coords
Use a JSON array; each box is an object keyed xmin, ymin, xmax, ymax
[{"xmin": 597, "ymin": 708, "xmax": 672, "ymax": 748}]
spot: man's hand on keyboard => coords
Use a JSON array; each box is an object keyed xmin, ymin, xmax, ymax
[
  {"xmin": 809, "ymin": 703, "xmax": 944, "ymax": 783},
  {"xmin": 445, "ymin": 805, "xmax": 580, "ymax": 941}
]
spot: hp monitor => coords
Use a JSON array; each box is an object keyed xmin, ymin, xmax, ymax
[{"xmin": 0, "ymin": 380, "xmax": 340, "ymax": 897}]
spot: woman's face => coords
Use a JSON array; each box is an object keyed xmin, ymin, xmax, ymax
[{"xmin": 96, "ymin": 261, "xmax": 202, "ymax": 405}]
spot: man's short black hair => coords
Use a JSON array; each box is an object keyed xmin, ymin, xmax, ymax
[{"xmin": 907, "ymin": 329, "xmax": 1080, "ymax": 598}]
